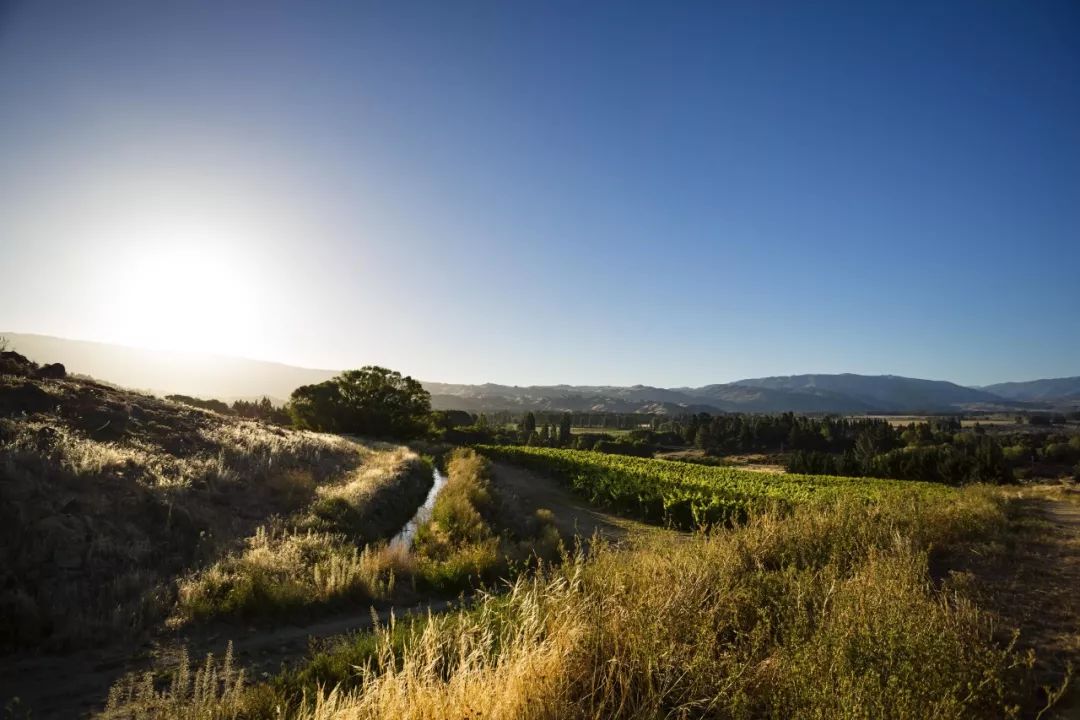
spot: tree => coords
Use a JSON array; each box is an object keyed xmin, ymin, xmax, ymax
[
  {"xmin": 522, "ymin": 412, "xmax": 537, "ymax": 437},
  {"xmin": 288, "ymin": 366, "xmax": 431, "ymax": 439},
  {"xmin": 558, "ymin": 413, "xmax": 573, "ymax": 446}
]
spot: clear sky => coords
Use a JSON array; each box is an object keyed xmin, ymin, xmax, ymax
[{"xmin": 1, "ymin": 0, "xmax": 1077, "ymax": 387}]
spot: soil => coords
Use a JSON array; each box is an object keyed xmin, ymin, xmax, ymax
[
  {"xmin": 948, "ymin": 485, "xmax": 1080, "ymax": 717},
  {"xmin": 489, "ymin": 461, "xmax": 658, "ymax": 543}
]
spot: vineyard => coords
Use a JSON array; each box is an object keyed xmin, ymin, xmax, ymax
[{"xmin": 477, "ymin": 445, "xmax": 949, "ymax": 528}]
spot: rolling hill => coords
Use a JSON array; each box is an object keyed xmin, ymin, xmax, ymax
[
  {"xmin": 722, "ymin": 373, "xmax": 1006, "ymax": 412},
  {"xmin": 4, "ymin": 333, "xmax": 1076, "ymax": 414},
  {"xmin": 981, "ymin": 377, "xmax": 1080, "ymax": 402}
]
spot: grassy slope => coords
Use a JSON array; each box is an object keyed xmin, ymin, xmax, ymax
[
  {"xmin": 103, "ymin": 485, "xmax": 1043, "ymax": 719},
  {"xmin": 0, "ymin": 369, "xmax": 427, "ymax": 650}
]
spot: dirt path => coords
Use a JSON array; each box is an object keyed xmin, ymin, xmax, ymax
[
  {"xmin": 0, "ymin": 597, "xmax": 464, "ymax": 718},
  {"xmin": 489, "ymin": 461, "xmax": 659, "ymax": 543},
  {"xmin": 960, "ymin": 485, "xmax": 1080, "ymax": 717}
]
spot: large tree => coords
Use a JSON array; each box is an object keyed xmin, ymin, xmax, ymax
[{"xmin": 289, "ymin": 366, "xmax": 431, "ymax": 439}]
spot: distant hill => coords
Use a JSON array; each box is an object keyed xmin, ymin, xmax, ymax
[
  {"xmin": 722, "ymin": 373, "xmax": 1007, "ymax": 412},
  {"xmin": 1, "ymin": 333, "xmax": 336, "ymax": 402},
  {"xmin": 3, "ymin": 333, "xmax": 1075, "ymax": 413},
  {"xmin": 423, "ymin": 382, "xmax": 720, "ymax": 415},
  {"xmin": 981, "ymin": 377, "xmax": 1080, "ymax": 402}
]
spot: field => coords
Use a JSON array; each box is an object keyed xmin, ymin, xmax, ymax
[
  {"xmin": 855, "ymin": 414, "xmax": 1033, "ymax": 429},
  {"xmin": 100, "ymin": 483, "xmax": 1065, "ymax": 719},
  {"xmin": 3, "ymin": 363, "xmax": 1079, "ymax": 718},
  {"xmin": 568, "ymin": 426, "xmax": 637, "ymax": 436},
  {"xmin": 477, "ymin": 445, "xmax": 949, "ymax": 528}
]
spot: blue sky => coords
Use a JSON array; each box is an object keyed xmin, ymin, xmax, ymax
[{"xmin": 1, "ymin": 0, "xmax": 1077, "ymax": 386}]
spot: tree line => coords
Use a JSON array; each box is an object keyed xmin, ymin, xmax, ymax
[{"xmin": 167, "ymin": 370, "xmax": 1080, "ymax": 486}]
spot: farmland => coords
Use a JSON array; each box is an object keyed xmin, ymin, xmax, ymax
[
  {"xmin": 2, "ymin": 353, "xmax": 1078, "ymax": 718},
  {"xmin": 477, "ymin": 445, "xmax": 949, "ymax": 528}
]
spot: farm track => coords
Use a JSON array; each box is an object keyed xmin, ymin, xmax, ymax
[
  {"xmin": 1011, "ymin": 489, "xmax": 1080, "ymax": 718},
  {"xmin": 950, "ymin": 485, "xmax": 1080, "ymax": 718},
  {"xmin": 0, "ymin": 596, "xmax": 466, "ymax": 719},
  {"xmin": 489, "ymin": 461, "xmax": 662, "ymax": 544}
]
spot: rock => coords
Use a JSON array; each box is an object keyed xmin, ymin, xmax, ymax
[
  {"xmin": 78, "ymin": 406, "xmax": 128, "ymax": 439},
  {"xmin": 0, "ymin": 351, "xmax": 37, "ymax": 377},
  {"xmin": 35, "ymin": 363, "xmax": 66, "ymax": 379},
  {"xmin": 0, "ymin": 382, "xmax": 56, "ymax": 415}
]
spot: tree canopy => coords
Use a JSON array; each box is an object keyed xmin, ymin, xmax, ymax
[{"xmin": 288, "ymin": 366, "xmax": 431, "ymax": 439}]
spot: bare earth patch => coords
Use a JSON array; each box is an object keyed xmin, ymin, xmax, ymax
[{"xmin": 950, "ymin": 484, "xmax": 1080, "ymax": 716}]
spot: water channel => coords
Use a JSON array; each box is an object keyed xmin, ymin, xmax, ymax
[{"xmin": 388, "ymin": 465, "xmax": 447, "ymax": 551}]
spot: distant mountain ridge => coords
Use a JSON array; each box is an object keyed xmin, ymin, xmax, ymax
[
  {"xmin": 980, "ymin": 377, "xmax": 1080, "ymax": 402},
  {"xmin": 3, "ymin": 333, "xmax": 1077, "ymax": 414}
]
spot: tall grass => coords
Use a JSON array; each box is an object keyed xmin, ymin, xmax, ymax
[
  {"xmin": 104, "ymin": 486, "xmax": 1035, "ymax": 719},
  {"xmin": 0, "ymin": 393, "xmax": 409, "ymax": 648},
  {"xmin": 172, "ymin": 449, "xmax": 429, "ymax": 624},
  {"xmin": 413, "ymin": 448, "xmax": 561, "ymax": 593},
  {"xmin": 171, "ymin": 527, "xmax": 413, "ymax": 624},
  {"xmin": 101, "ymin": 643, "xmax": 247, "ymax": 720}
]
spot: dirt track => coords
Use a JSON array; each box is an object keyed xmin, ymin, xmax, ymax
[
  {"xmin": 489, "ymin": 460, "xmax": 658, "ymax": 544},
  {"xmin": 954, "ymin": 485, "xmax": 1080, "ymax": 718},
  {"xmin": 0, "ymin": 596, "xmax": 463, "ymax": 719}
]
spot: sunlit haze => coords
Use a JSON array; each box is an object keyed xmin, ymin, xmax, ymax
[{"xmin": 1, "ymin": 1, "xmax": 1078, "ymax": 386}]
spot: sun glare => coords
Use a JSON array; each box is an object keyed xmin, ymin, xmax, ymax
[{"xmin": 91, "ymin": 222, "xmax": 263, "ymax": 357}]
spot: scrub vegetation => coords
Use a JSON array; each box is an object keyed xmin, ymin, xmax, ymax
[
  {"xmin": 170, "ymin": 448, "xmax": 560, "ymax": 625},
  {"xmin": 3, "ymin": 350, "xmax": 1076, "ymax": 718},
  {"xmin": 169, "ymin": 447, "xmax": 430, "ymax": 625},
  {"xmin": 102, "ymin": 485, "xmax": 1048, "ymax": 719},
  {"xmin": 412, "ymin": 448, "xmax": 562, "ymax": 593},
  {"xmin": 0, "ymin": 355, "xmax": 427, "ymax": 650}
]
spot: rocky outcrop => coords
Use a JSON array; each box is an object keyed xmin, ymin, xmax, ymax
[
  {"xmin": 36, "ymin": 363, "xmax": 66, "ymax": 379},
  {"xmin": 0, "ymin": 350, "xmax": 37, "ymax": 377}
]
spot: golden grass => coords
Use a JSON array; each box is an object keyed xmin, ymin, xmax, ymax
[
  {"xmin": 172, "ymin": 527, "xmax": 421, "ymax": 625},
  {"xmin": 171, "ymin": 448, "xmax": 427, "ymax": 625},
  {"xmin": 101, "ymin": 642, "xmax": 247, "ymax": 720},
  {"xmin": 316, "ymin": 446, "xmax": 419, "ymax": 507},
  {"xmin": 104, "ymin": 486, "xmax": 1038, "ymax": 719},
  {"xmin": 0, "ymin": 398, "xmax": 408, "ymax": 648}
]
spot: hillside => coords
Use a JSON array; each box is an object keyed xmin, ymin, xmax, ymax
[
  {"xmin": 982, "ymin": 376, "xmax": 1080, "ymax": 402},
  {"xmin": 0, "ymin": 349, "xmax": 428, "ymax": 653},
  {"xmin": 723, "ymin": 373, "xmax": 1008, "ymax": 411}
]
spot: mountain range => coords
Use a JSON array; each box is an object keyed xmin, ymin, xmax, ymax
[{"xmin": 3, "ymin": 333, "xmax": 1078, "ymax": 414}]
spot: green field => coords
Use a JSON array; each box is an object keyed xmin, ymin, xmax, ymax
[
  {"xmin": 568, "ymin": 426, "xmax": 636, "ymax": 436},
  {"xmin": 478, "ymin": 445, "xmax": 949, "ymax": 528}
]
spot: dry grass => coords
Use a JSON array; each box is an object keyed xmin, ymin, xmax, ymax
[
  {"xmin": 101, "ymin": 642, "xmax": 247, "ymax": 720},
  {"xmin": 171, "ymin": 447, "xmax": 429, "ymax": 625},
  {"xmin": 412, "ymin": 448, "xmax": 561, "ymax": 593},
  {"xmin": 171, "ymin": 527, "xmax": 414, "ymax": 624},
  {"xmin": 0, "ymin": 372, "xmax": 415, "ymax": 649},
  {"xmin": 103, "ymin": 486, "xmax": 1041, "ymax": 719}
]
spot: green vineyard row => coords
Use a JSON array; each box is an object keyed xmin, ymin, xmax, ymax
[{"xmin": 477, "ymin": 445, "xmax": 949, "ymax": 528}]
